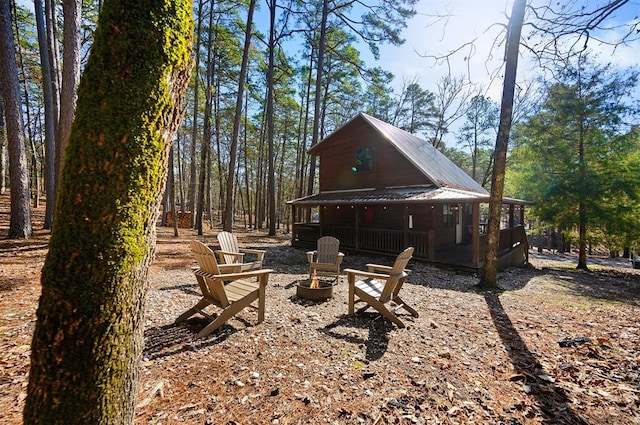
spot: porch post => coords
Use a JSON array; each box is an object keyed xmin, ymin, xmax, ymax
[
  {"xmin": 403, "ymin": 205, "xmax": 409, "ymax": 249},
  {"xmin": 427, "ymin": 204, "xmax": 435, "ymax": 259},
  {"xmin": 472, "ymin": 202, "xmax": 480, "ymax": 267},
  {"xmin": 509, "ymin": 204, "xmax": 515, "ymax": 227},
  {"xmin": 290, "ymin": 204, "xmax": 296, "ymax": 244},
  {"xmin": 509, "ymin": 203, "xmax": 515, "ymax": 246},
  {"xmin": 355, "ymin": 206, "xmax": 361, "ymax": 250}
]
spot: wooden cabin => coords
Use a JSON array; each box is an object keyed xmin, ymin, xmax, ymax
[{"xmin": 288, "ymin": 112, "xmax": 529, "ymax": 271}]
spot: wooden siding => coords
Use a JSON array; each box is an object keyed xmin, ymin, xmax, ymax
[
  {"xmin": 314, "ymin": 119, "xmax": 431, "ymax": 191},
  {"xmin": 406, "ymin": 204, "xmax": 432, "ymax": 232}
]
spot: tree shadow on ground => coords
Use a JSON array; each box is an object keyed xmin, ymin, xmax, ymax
[
  {"xmin": 0, "ymin": 277, "xmax": 32, "ymax": 292},
  {"xmin": 540, "ymin": 268, "xmax": 640, "ymax": 306},
  {"xmin": 409, "ymin": 260, "xmax": 640, "ymax": 306},
  {"xmin": 320, "ymin": 313, "xmax": 395, "ymax": 361},
  {"xmin": 148, "ymin": 284, "xmax": 254, "ymax": 359},
  {"xmin": 408, "ymin": 262, "xmax": 539, "ymax": 293},
  {"xmin": 159, "ymin": 283, "xmax": 200, "ymax": 297},
  {"xmin": 483, "ymin": 290, "xmax": 588, "ymax": 425},
  {"xmin": 143, "ymin": 317, "xmax": 242, "ymax": 360}
]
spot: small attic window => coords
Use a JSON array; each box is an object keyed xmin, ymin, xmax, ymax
[{"xmin": 354, "ymin": 147, "xmax": 375, "ymax": 172}]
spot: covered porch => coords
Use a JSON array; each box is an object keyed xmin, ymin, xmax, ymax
[{"xmin": 288, "ymin": 187, "xmax": 529, "ymax": 272}]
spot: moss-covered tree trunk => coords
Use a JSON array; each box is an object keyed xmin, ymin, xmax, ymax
[{"xmin": 24, "ymin": 0, "xmax": 193, "ymax": 423}]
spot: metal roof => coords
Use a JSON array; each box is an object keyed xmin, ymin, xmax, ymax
[
  {"xmin": 288, "ymin": 186, "xmax": 532, "ymax": 206},
  {"xmin": 288, "ymin": 186, "xmax": 488, "ymax": 206}
]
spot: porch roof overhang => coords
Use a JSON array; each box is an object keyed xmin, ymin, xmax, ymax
[{"xmin": 288, "ymin": 186, "xmax": 532, "ymax": 207}]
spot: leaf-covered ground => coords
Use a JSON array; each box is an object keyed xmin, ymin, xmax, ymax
[{"xmin": 1, "ymin": 194, "xmax": 638, "ymax": 424}]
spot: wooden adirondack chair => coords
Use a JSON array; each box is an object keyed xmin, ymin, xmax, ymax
[
  {"xmin": 176, "ymin": 240, "xmax": 272, "ymax": 338},
  {"xmin": 306, "ymin": 236, "xmax": 344, "ymax": 282},
  {"xmin": 344, "ymin": 247, "xmax": 417, "ymax": 328},
  {"xmin": 216, "ymin": 231, "xmax": 266, "ymax": 271}
]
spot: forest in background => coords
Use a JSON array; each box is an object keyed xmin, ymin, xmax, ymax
[{"xmin": 1, "ymin": 0, "xmax": 639, "ymax": 252}]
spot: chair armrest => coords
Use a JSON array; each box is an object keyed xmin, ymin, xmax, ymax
[
  {"xmin": 215, "ymin": 268, "xmax": 274, "ymax": 281},
  {"xmin": 366, "ymin": 263, "xmax": 411, "ymax": 274},
  {"xmin": 366, "ymin": 263, "xmax": 392, "ymax": 273},
  {"xmin": 216, "ymin": 250, "xmax": 245, "ymax": 257},
  {"xmin": 218, "ymin": 263, "xmax": 242, "ymax": 273},
  {"xmin": 343, "ymin": 269, "xmax": 390, "ymax": 280},
  {"xmin": 306, "ymin": 250, "xmax": 317, "ymax": 262},
  {"xmin": 336, "ymin": 252, "xmax": 345, "ymax": 266},
  {"xmin": 216, "ymin": 250, "xmax": 245, "ymax": 261},
  {"xmin": 239, "ymin": 248, "xmax": 266, "ymax": 260}
]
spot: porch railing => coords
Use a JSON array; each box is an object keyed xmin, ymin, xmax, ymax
[
  {"xmin": 292, "ymin": 222, "xmax": 527, "ymax": 267},
  {"xmin": 293, "ymin": 224, "xmax": 429, "ymax": 258}
]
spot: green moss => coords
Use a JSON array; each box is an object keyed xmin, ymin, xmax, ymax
[{"xmin": 47, "ymin": 0, "xmax": 193, "ymax": 295}]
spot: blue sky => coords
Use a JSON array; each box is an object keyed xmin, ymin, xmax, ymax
[
  {"xmin": 256, "ymin": 0, "xmax": 639, "ymax": 101},
  {"xmin": 19, "ymin": 0, "xmax": 636, "ymax": 104},
  {"xmin": 250, "ymin": 0, "xmax": 638, "ymax": 147},
  {"xmin": 368, "ymin": 0, "xmax": 639, "ymax": 99},
  {"xmin": 19, "ymin": 0, "xmax": 638, "ymax": 145}
]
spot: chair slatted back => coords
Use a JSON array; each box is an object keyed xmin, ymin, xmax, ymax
[
  {"xmin": 189, "ymin": 240, "xmax": 231, "ymax": 305},
  {"xmin": 380, "ymin": 247, "xmax": 413, "ymax": 301},
  {"xmin": 190, "ymin": 240, "xmax": 221, "ymax": 275},
  {"xmin": 317, "ymin": 236, "xmax": 340, "ymax": 264},
  {"xmin": 217, "ymin": 231, "xmax": 241, "ymax": 265}
]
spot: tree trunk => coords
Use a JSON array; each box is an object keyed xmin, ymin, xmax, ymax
[
  {"xmin": 187, "ymin": 0, "xmax": 204, "ymax": 224},
  {"xmin": 24, "ymin": 0, "xmax": 193, "ymax": 422},
  {"xmin": 196, "ymin": 7, "xmax": 215, "ymax": 235},
  {"xmin": 34, "ymin": 0, "xmax": 57, "ymax": 229},
  {"xmin": 478, "ymin": 0, "xmax": 526, "ymax": 289},
  {"xmin": 195, "ymin": 141, "xmax": 208, "ymax": 235},
  {"xmin": 298, "ymin": 50, "xmax": 313, "ymax": 202},
  {"xmin": 176, "ymin": 132, "xmax": 185, "ymax": 212},
  {"xmin": 225, "ymin": 0, "xmax": 256, "ymax": 231},
  {"xmin": 266, "ymin": 0, "xmax": 276, "ymax": 235},
  {"xmin": 12, "ymin": 5, "xmax": 40, "ymax": 209},
  {"xmin": 0, "ymin": 0, "xmax": 32, "ymax": 239},
  {"xmin": 0, "ymin": 97, "xmax": 6, "ymax": 194},
  {"xmin": 214, "ymin": 57, "xmax": 224, "ymax": 225},
  {"xmin": 54, "ymin": 0, "xmax": 82, "ymax": 191},
  {"xmin": 169, "ymin": 145, "xmax": 179, "ymax": 237},
  {"xmin": 206, "ymin": 145, "xmax": 212, "ymax": 228},
  {"xmin": 577, "ymin": 124, "xmax": 588, "ymax": 270},
  {"xmin": 306, "ymin": 0, "xmax": 329, "ymax": 197},
  {"xmin": 45, "ymin": 0, "xmax": 61, "ymax": 129},
  {"xmin": 255, "ymin": 109, "xmax": 267, "ymax": 228},
  {"xmin": 243, "ymin": 94, "xmax": 253, "ymax": 229},
  {"xmin": 276, "ymin": 122, "xmax": 288, "ymax": 230}
]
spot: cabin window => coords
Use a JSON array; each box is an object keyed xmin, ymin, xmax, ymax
[
  {"xmin": 354, "ymin": 147, "xmax": 375, "ymax": 172},
  {"xmin": 443, "ymin": 204, "xmax": 454, "ymax": 227}
]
